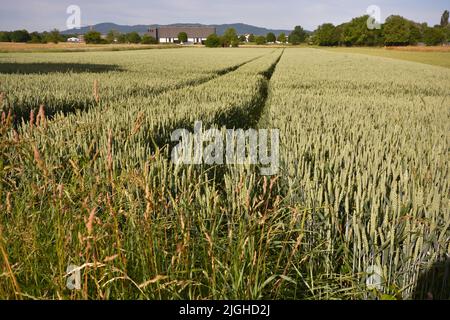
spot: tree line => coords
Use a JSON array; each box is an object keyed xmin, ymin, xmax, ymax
[
  {"xmin": 84, "ymin": 30, "xmax": 158, "ymax": 44},
  {"xmin": 0, "ymin": 29, "xmax": 159, "ymax": 45},
  {"xmin": 1, "ymin": 10, "xmax": 448, "ymax": 47},
  {"xmin": 204, "ymin": 26, "xmax": 307, "ymax": 47},
  {"xmin": 204, "ymin": 11, "xmax": 449, "ymax": 47},
  {"xmin": 312, "ymin": 11, "xmax": 449, "ymax": 46},
  {"xmin": 0, "ymin": 29, "xmax": 68, "ymax": 44}
]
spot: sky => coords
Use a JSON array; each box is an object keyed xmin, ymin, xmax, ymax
[{"xmin": 0, "ymin": 0, "xmax": 448, "ymax": 32}]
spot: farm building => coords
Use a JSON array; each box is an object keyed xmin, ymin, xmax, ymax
[
  {"xmin": 67, "ymin": 37, "xmax": 81, "ymax": 43},
  {"xmin": 148, "ymin": 26, "xmax": 216, "ymax": 44}
]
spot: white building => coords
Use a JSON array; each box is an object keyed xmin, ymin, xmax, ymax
[
  {"xmin": 67, "ymin": 37, "xmax": 81, "ymax": 43},
  {"xmin": 148, "ymin": 26, "xmax": 216, "ymax": 44}
]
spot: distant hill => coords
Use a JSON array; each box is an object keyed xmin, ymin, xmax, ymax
[
  {"xmin": 214, "ymin": 23, "xmax": 293, "ymax": 36},
  {"xmin": 62, "ymin": 22, "xmax": 296, "ymax": 36}
]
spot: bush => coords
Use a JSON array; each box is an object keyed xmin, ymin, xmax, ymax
[
  {"xmin": 126, "ymin": 32, "xmax": 141, "ymax": 44},
  {"xmin": 230, "ymin": 40, "xmax": 240, "ymax": 47},
  {"xmin": 266, "ymin": 32, "xmax": 276, "ymax": 43},
  {"xmin": 84, "ymin": 31, "xmax": 102, "ymax": 44},
  {"xmin": 141, "ymin": 35, "xmax": 158, "ymax": 44},
  {"xmin": 0, "ymin": 31, "xmax": 11, "ymax": 42},
  {"xmin": 222, "ymin": 28, "xmax": 239, "ymax": 47},
  {"xmin": 314, "ymin": 24, "xmax": 340, "ymax": 46},
  {"xmin": 205, "ymin": 34, "xmax": 221, "ymax": 47},
  {"xmin": 46, "ymin": 29, "xmax": 62, "ymax": 44},
  {"xmin": 288, "ymin": 26, "xmax": 307, "ymax": 45},
  {"xmin": 255, "ymin": 36, "xmax": 267, "ymax": 45},
  {"xmin": 117, "ymin": 34, "xmax": 127, "ymax": 44},
  {"xmin": 178, "ymin": 32, "xmax": 188, "ymax": 43},
  {"xmin": 29, "ymin": 32, "xmax": 43, "ymax": 44},
  {"xmin": 423, "ymin": 26, "xmax": 446, "ymax": 46},
  {"xmin": 277, "ymin": 33, "xmax": 287, "ymax": 43},
  {"xmin": 106, "ymin": 30, "xmax": 121, "ymax": 44},
  {"xmin": 10, "ymin": 30, "xmax": 30, "ymax": 43}
]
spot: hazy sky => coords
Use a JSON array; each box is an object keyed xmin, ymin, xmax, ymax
[{"xmin": 0, "ymin": 0, "xmax": 448, "ymax": 32}]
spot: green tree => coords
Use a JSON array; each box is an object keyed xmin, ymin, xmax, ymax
[
  {"xmin": 178, "ymin": 32, "xmax": 188, "ymax": 43},
  {"xmin": 383, "ymin": 15, "xmax": 411, "ymax": 46},
  {"xmin": 222, "ymin": 28, "xmax": 238, "ymax": 47},
  {"xmin": 314, "ymin": 23, "xmax": 339, "ymax": 46},
  {"xmin": 341, "ymin": 16, "xmax": 383, "ymax": 46},
  {"xmin": 335, "ymin": 23, "xmax": 347, "ymax": 45},
  {"xmin": 126, "ymin": 32, "xmax": 141, "ymax": 44},
  {"xmin": 84, "ymin": 30, "xmax": 102, "ymax": 44},
  {"xmin": 141, "ymin": 35, "xmax": 158, "ymax": 44},
  {"xmin": 239, "ymin": 35, "xmax": 247, "ymax": 42},
  {"xmin": 423, "ymin": 26, "xmax": 446, "ymax": 46},
  {"xmin": 0, "ymin": 31, "xmax": 11, "ymax": 42},
  {"xmin": 266, "ymin": 32, "xmax": 276, "ymax": 43},
  {"xmin": 106, "ymin": 30, "xmax": 120, "ymax": 43},
  {"xmin": 46, "ymin": 29, "xmax": 62, "ymax": 44},
  {"xmin": 277, "ymin": 33, "xmax": 287, "ymax": 43},
  {"xmin": 117, "ymin": 33, "xmax": 127, "ymax": 44},
  {"xmin": 40, "ymin": 31, "xmax": 49, "ymax": 43},
  {"xmin": 205, "ymin": 34, "xmax": 221, "ymax": 47},
  {"xmin": 255, "ymin": 35, "xmax": 266, "ymax": 45},
  {"xmin": 10, "ymin": 30, "xmax": 31, "ymax": 42},
  {"xmin": 29, "ymin": 32, "xmax": 43, "ymax": 43},
  {"xmin": 408, "ymin": 23, "xmax": 423, "ymax": 45},
  {"xmin": 248, "ymin": 34, "xmax": 255, "ymax": 43},
  {"xmin": 288, "ymin": 26, "xmax": 307, "ymax": 45},
  {"xmin": 231, "ymin": 39, "xmax": 240, "ymax": 47},
  {"xmin": 441, "ymin": 10, "xmax": 449, "ymax": 27}
]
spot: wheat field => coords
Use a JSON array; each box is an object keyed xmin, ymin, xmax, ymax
[{"xmin": 0, "ymin": 48, "xmax": 449, "ymax": 300}]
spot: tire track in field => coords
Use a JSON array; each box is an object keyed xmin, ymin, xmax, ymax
[
  {"xmin": 251, "ymin": 48, "xmax": 284, "ymax": 128},
  {"xmin": 148, "ymin": 50, "xmax": 284, "ymax": 149},
  {"xmin": 195, "ymin": 49, "xmax": 285, "ymax": 186},
  {"xmin": 157, "ymin": 49, "xmax": 285, "ymax": 143},
  {"xmin": 9, "ymin": 52, "xmax": 270, "ymax": 127},
  {"xmin": 132, "ymin": 52, "xmax": 271, "ymax": 98},
  {"xmin": 213, "ymin": 49, "xmax": 284, "ymax": 130}
]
